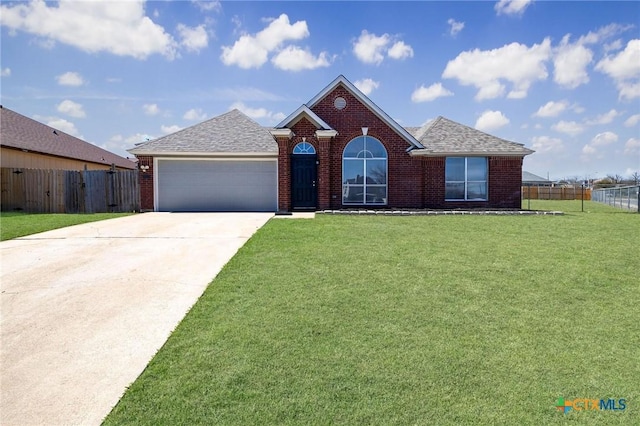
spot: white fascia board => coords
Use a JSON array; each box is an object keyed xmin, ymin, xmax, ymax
[
  {"xmin": 409, "ymin": 150, "xmax": 531, "ymax": 157},
  {"xmin": 130, "ymin": 151, "xmax": 278, "ymax": 157},
  {"xmin": 315, "ymin": 130, "xmax": 338, "ymax": 139},
  {"xmin": 269, "ymin": 128, "xmax": 295, "ymax": 138},
  {"xmin": 275, "ymin": 105, "xmax": 333, "ymax": 130},
  {"xmin": 306, "ymin": 75, "xmax": 425, "ymax": 150}
]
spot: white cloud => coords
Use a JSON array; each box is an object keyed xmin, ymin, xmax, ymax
[
  {"xmin": 271, "ymin": 46, "xmax": 332, "ymax": 71},
  {"xmin": 0, "ymin": 67, "xmax": 10, "ymax": 77},
  {"xmin": 624, "ymin": 113, "xmax": 640, "ymax": 127},
  {"xmin": 353, "ymin": 30, "xmax": 390, "ymax": 65},
  {"xmin": 442, "ymin": 38, "xmax": 551, "ymax": 100},
  {"xmin": 605, "ymin": 39, "xmax": 623, "ymax": 52},
  {"xmin": 177, "ymin": 24, "xmax": 208, "ymax": 53},
  {"xmin": 230, "ymin": 101, "xmax": 286, "ymax": 123},
  {"xmin": 475, "ymin": 110, "xmax": 510, "ymax": 132},
  {"xmin": 192, "ymin": 0, "xmax": 221, "ymax": 13},
  {"xmin": 595, "ymin": 39, "xmax": 640, "ymax": 100},
  {"xmin": 352, "ymin": 30, "xmax": 413, "ymax": 65},
  {"xmin": 34, "ymin": 115, "xmax": 80, "ymax": 137},
  {"xmin": 624, "ymin": 137, "xmax": 640, "ymax": 155},
  {"xmin": 56, "ymin": 100, "xmax": 86, "ymax": 118},
  {"xmin": 125, "ymin": 133, "xmax": 154, "ymax": 145},
  {"xmin": 551, "ymin": 120, "xmax": 585, "ymax": 136},
  {"xmin": 591, "ymin": 131, "xmax": 618, "ymax": 146},
  {"xmin": 582, "ymin": 131, "xmax": 618, "ymax": 159},
  {"xmin": 494, "ymin": 0, "xmax": 534, "ymax": 16},
  {"xmin": 533, "ymin": 100, "xmax": 568, "ymax": 118},
  {"xmin": 582, "ymin": 144, "xmax": 597, "ymax": 155},
  {"xmin": 447, "ymin": 19, "xmax": 464, "ymax": 37},
  {"xmin": 183, "ymin": 108, "xmax": 207, "ymax": 121},
  {"xmin": 411, "ymin": 83, "xmax": 453, "ymax": 103},
  {"xmin": 580, "ymin": 23, "xmax": 634, "ymax": 45},
  {"xmin": 354, "ymin": 78, "xmax": 380, "ymax": 96},
  {"xmin": 56, "ymin": 71, "xmax": 84, "ymax": 86},
  {"xmin": 161, "ymin": 124, "xmax": 182, "ymax": 134},
  {"xmin": 553, "ymin": 34, "xmax": 593, "ymax": 89},
  {"xmin": 388, "ymin": 41, "xmax": 414, "ymax": 60},
  {"xmin": 220, "ymin": 14, "xmax": 309, "ymax": 69},
  {"xmin": 0, "ymin": 0, "xmax": 177, "ymax": 59},
  {"xmin": 585, "ymin": 109, "xmax": 620, "ymax": 125},
  {"xmin": 531, "ymin": 136, "xmax": 564, "ymax": 153},
  {"xmin": 143, "ymin": 103, "xmax": 160, "ymax": 116}
]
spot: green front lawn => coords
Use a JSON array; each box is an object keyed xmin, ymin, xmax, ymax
[
  {"xmin": 105, "ymin": 201, "xmax": 638, "ymax": 425},
  {"xmin": 0, "ymin": 212, "xmax": 134, "ymax": 241}
]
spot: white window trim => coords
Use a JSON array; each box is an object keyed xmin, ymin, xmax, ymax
[
  {"xmin": 342, "ymin": 136, "xmax": 388, "ymax": 205},
  {"xmin": 445, "ymin": 157, "xmax": 488, "ymax": 201}
]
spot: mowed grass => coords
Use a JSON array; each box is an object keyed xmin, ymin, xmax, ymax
[
  {"xmin": 105, "ymin": 201, "xmax": 638, "ymax": 425},
  {"xmin": 0, "ymin": 211, "xmax": 134, "ymax": 241}
]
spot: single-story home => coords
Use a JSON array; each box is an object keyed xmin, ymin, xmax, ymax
[
  {"xmin": 0, "ymin": 105, "xmax": 136, "ymax": 171},
  {"xmin": 522, "ymin": 171, "xmax": 552, "ymax": 186},
  {"xmin": 129, "ymin": 75, "xmax": 533, "ymax": 212}
]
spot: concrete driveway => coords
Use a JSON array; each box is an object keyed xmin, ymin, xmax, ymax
[{"xmin": 0, "ymin": 213, "xmax": 272, "ymax": 425}]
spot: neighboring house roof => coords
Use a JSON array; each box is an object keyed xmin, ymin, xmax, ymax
[
  {"xmin": 129, "ymin": 109, "xmax": 277, "ymax": 155},
  {"xmin": 410, "ymin": 116, "xmax": 534, "ymax": 157},
  {"xmin": 0, "ymin": 105, "xmax": 135, "ymax": 169},
  {"xmin": 522, "ymin": 171, "xmax": 551, "ymax": 183},
  {"xmin": 283, "ymin": 75, "xmax": 424, "ymax": 150}
]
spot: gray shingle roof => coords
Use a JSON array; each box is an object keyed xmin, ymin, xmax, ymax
[
  {"xmin": 411, "ymin": 116, "xmax": 534, "ymax": 156},
  {"xmin": 129, "ymin": 109, "xmax": 277, "ymax": 155},
  {"xmin": 522, "ymin": 171, "xmax": 550, "ymax": 183},
  {"xmin": 0, "ymin": 105, "xmax": 135, "ymax": 169}
]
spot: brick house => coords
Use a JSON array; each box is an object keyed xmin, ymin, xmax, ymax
[{"xmin": 130, "ymin": 75, "xmax": 533, "ymax": 212}]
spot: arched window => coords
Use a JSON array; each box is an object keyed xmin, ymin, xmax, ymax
[
  {"xmin": 342, "ymin": 136, "xmax": 387, "ymax": 205},
  {"xmin": 292, "ymin": 141, "xmax": 316, "ymax": 154}
]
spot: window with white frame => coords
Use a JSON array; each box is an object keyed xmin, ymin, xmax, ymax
[
  {"xmin": 445, "ymin": 157, "xmax": 488, "ymax": 201},
  {"xmin": 292, "ymin": 141, "xmax": 316, "ymax": 154},
  {"xmin": 342, "ymin": 136, "xmax": 387, "ymax": 205}
]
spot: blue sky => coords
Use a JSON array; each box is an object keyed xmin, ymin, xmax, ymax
[{"xmin": 1, "ymin": 0, "xmax": 639, "ymax": 181}]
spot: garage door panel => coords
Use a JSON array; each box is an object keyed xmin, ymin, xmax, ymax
[{"xmin": 157, "ymin": 160, "xmax": 277, "ymax": 212}]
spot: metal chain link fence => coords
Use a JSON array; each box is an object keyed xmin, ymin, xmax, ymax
[{"xmin": 591, "ymin": 185, "xmax": 639, "ymax": 212}]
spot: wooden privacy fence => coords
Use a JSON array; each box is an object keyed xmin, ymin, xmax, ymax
[
  {"xmin": 1, "ymin": 168, "xmax": 140, "ymax": 213},
  {"xmin": 522, "ymin": 186, "xmax": 591, "ymax": 200}
]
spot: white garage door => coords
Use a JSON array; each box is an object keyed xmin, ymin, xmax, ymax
[{"xmin": 156, "ymin": 159, "xmax": 277, "ymax": 212}]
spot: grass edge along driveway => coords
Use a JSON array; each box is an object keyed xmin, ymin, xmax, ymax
[
  {"xmin": 104, "ymin": 201, "xmax": 638, "ymax": 425},
  {"xmin": 0, "ymin": 212, "xmax": 134, "ymax": 241}
]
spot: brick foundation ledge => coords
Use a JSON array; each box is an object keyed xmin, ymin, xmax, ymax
[{"xmin": 317, "ymin": 209, "xmax": 564, "ymax": 216}]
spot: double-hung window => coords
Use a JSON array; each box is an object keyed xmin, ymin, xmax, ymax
[{"xmin": 445, "ymin": 157, "xmax": 487, "ymax": 201}]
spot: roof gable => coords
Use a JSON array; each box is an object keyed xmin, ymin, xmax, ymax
[
  {"xmin": 276, "ymin": 105, "xmax": 333, "ymax": 130},
  {"xmin": 412, "ymin": 116, "xmax": 534, "ymax": 157},
  {"xmin": 129, "ymin": 109, "xmax": 277, "ymax": 155},
  {"xmin": 300, "ymin": 75, "xmax": 424, "ymax": 149},
  {"xmin": 0, "ymin": 106, "xmax": 135, "ymax": 169}
]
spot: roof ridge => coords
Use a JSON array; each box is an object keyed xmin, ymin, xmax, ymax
[
  {"xmin": 437, "ymin": 116, "xmax": 525, "ymax": 147},
  {"xmin": 136, "ymin": 109, "xmax": 249, "ymax": 148},
  {"xmin": 303, "ymin": 75, "xmax": 424, "ymax": 149}
]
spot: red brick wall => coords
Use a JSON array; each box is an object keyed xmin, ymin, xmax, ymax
[
  {"xmin": 488, "ymin": 156, "xmax": 523, "ymax": 208},
  {"xmin": 424, "ymin": 157, "xmax": 446, "ymax": 208},
  {"xmin": 423, "ymin": 155, "xmax": 523, "ymax": 209},
  {"xmin": 310, "ymin": 86, "xmax": 424, "ymax": 209},
  {"xmin": 136, "ymin": 155, "xmax": 154, "ymax": 211},
  {"xmin": 276, "ymin": 137, "xmax": 291, "ymax": 212}
]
